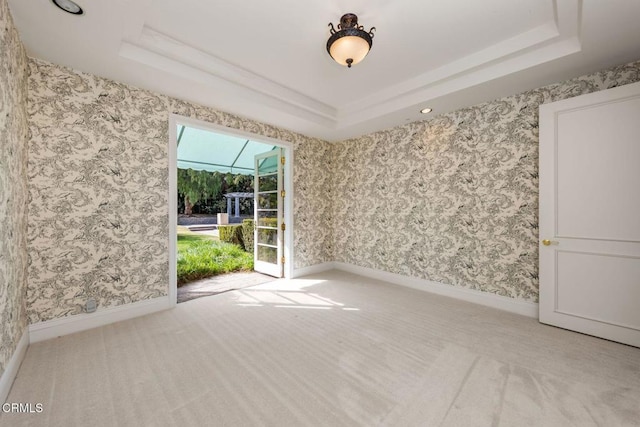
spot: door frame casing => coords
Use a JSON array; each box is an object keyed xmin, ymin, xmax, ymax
[{"xmin": 168, "ymin": 114, "xmax": 294, "ymax": 306}]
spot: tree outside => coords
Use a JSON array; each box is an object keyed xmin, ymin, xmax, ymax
[{"xmin": 178, "ymin": 169, "xmax": 253, "ymax": 215}]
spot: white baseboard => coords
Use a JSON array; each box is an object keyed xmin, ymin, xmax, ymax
[
  {"xmin": 29, "ymin": 296, "xmax": 172, "ymax": 343},
  {"xmin": 332, "ymin": 262, "xmax": 539, "ymax": 318},
  {"xmin": 0, "ymin": 329, "xmax": 29, "ymax": 403},
  {"xmin": 291, "ymin": 262, "xmax": 336, "ymax": 278}
]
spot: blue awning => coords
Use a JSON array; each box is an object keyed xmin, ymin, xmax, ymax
[{"xmin": 177, "ymin": 125, "xmax": 276, "ymax": 175}]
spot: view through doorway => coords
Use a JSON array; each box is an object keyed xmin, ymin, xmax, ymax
[{"xmin": 168, "ymin": 116, "xmax": 293, "ymax": 304}]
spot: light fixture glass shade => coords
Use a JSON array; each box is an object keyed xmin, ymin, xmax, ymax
[
  {"xmin": 329, "ymin": 36, "xmax": 371, "ymax": 67},
  {"xmin": 327, "ymin": 14, "xmax": 375, "ymax": 68},
  {"xmin": 52, "ymin": 0, "xmax": 83, "ymax": 14}
]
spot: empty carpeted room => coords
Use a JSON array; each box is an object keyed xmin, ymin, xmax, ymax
[{"xmin": 1, "ymin": 0, "xmax": 640, "ymax": 426}]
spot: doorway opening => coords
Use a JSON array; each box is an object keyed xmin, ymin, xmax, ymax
[{"xmin": 168, "ymin": 115, "xmax": 294, "ymax": 305}]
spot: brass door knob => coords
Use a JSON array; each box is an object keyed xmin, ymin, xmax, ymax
[{"xmin": 542, "ymin": 239, "xmax": 558, "ymax": 246}]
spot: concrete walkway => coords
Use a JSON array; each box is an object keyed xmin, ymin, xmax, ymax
[
  {"xmin": 190, "ymin": 228, "xmax": 219, "ymax": 237},
  {"xmin": 178, "ymin": 271, "xmax": 275, "ymax": 303}
]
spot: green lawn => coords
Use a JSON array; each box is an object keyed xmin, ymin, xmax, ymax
[{"xmin": 177, "ymin": 227, "xmax": 253, "ymax": 286}]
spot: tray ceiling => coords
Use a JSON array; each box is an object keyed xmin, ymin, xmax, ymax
[{"xmin": 8, "ymin": 0, "xmax": 640, "ymax": 141}]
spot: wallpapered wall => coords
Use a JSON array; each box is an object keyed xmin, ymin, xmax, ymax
[
  {"xmin": 0, "ymin": 0, "xmax": 29, "ymax": 378},
  {"xmin": 27, "ymin": 59, "xmax": 332, "ymax": 324},
  {"xmin": 332, "ymin": 60, "xmax": 640, "ymax": 302}
]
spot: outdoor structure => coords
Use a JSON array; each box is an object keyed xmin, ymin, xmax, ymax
[{"xmin": 224, "ymin": 192, "xmax": 254, "ymax": 218}]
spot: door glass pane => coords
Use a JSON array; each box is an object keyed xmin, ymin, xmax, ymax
[
  {"xmin": 258, "ymin": 175, "xmax": 277, "ymax": 191},
  {"xmin": 258, "ymin": 156, "xmax": 278, "ymax": 174},
  {"xmin": 257, "ymin": 245, "xmax": 277, "ymax": 264},
  {"xmin": 258, "ymin": 193, "xmax": 277, "ymax": 209},
  {"xmin": 258, "ymin": 228, "xmax": 277, "ymax": 246},
  {"xmin": 257, "ymin": 210, "xmax": 277, "ymax": 227}
]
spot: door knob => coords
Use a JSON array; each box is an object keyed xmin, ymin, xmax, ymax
[{"xmin": 542, "ymin": 239, "xmax": 559, "ymax": 246}]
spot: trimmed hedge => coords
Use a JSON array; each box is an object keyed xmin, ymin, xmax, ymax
[
  {"xmin": 225, "ymin": 218, "xmax": 279, "ymax": 253},
  {"xmin": 242, "ymin": 219, "xmax": 255, "ymax": 253},
  {"xmin": 218, "ymin": 224, "xmax": 244, "ymax": 249}
]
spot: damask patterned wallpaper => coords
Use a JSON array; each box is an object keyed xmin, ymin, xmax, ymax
[
  {"xmin": 333, "ymin": 60, "xmax": 640, "ymax": 302},
  {"xmin": 21, "ymin": 41, "xmax": 640, "ymax": 323},
  {"xmin": 0, "ymin": 0, "xmax": 29, "ymax": 378},
  {"xmin": 27, "ymin": 59, "xmax": 332, "ymax": 323}
]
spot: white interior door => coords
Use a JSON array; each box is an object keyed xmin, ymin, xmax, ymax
[
  {"xmin": 539, "ymin": 81, "xmax": 640, "ymax": 347},
  {"xmin": 253, "ymin": 148, "xmax": 284, "ymax": 278}
]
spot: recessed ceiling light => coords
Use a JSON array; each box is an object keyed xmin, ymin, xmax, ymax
[
  {"xmin": 51, "ymin": 0, "xmax": 84, "ymax": 15},
  {"xmin": 420, "ymin": 107, "xmax": 432, "ymax": 114}
]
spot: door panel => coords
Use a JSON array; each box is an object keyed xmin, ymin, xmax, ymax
[
  {"xmin": 257, "ymin": 193, "xmax": 278, "ymax": 209},
  {"xmin": 556, "ymin": 97, "xmax": 640, "ymax": 241},
  {"xmin": 257, "ymin": 156, "xmax": 278, "ymax": 174},
  {"xmin": 257, "ymin": 211, "xmax": 278, "ymax": 227},
  {"xmin": 539, "ymin": 81, "xmax": 640, "ymax": 347},
  {"xmin": 257, "ymin": 175, "xmax": 278, "ymax": 191},
  {"xmin": 254, "ymin": 148, "xmax": 284, "ymax": 277},
  {"xmin": 257, "ymin": 246, "xmax": 278, "ymax": 265},
  {"xmin": 556, "ymin": 251, "xmax": 640, "ymax": 329},
  {"xmin": 257, "ymin": 228, "xmax": 278, "ymax": 246}
]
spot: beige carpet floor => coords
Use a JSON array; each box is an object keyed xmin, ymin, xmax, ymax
[{"xmin": 3, "ymin": 270, "xmax": 639, "ymax": 426}]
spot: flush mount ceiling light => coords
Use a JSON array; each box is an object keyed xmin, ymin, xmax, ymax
[
  {"xmin": 51, "ymin": 0, "xmax": 84, "ymax": 15},
  {"xmin": 327, "ymin": 13, "xmax": 376, "ymax": 68},
  {"xmin": 420, "ymin": 108, "xmax": 433, "ymax": 114}
]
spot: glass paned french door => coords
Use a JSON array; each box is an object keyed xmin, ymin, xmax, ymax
[{"xmin": 253, "ymin": 148, "xmax": 283, "ymax": 277}]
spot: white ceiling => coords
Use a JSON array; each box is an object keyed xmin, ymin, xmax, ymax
[{"xmin": 8, "ymin": 0, "xmax": 640, "ymax": 141}]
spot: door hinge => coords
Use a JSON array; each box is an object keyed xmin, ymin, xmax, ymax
[
  {"xmin": 281, "ymin": 190, "xmax": 286, "ymax": 198},
  {"xmin": 281, "ymin": 156, "xmax": 285, "ymax": 165},
  {"xmin": 281, "ymin": 223, "xmax": 286, "ymax": 231},
  {"xmin": 281, "ymin": 256, "xmax": 285, "ymax": 264}
]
